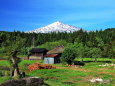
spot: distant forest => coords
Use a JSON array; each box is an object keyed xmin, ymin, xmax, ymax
[{"xmin": 0, "ymin": 28, "xmax": 115, "ymax": 58}]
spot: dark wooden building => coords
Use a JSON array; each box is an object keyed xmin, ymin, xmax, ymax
[{"xmin": 28, "ymin": 48, "xmax": 47, "ymax": 60}]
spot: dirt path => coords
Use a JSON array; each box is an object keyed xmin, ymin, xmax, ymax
[{"xmin": 0, "ymin": 60, "xmax": 6, "ymax": 61}]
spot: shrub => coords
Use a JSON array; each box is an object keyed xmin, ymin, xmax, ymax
[{"xmin": 61, "ymin": 48, "xmax": 76, "ymax": 65}]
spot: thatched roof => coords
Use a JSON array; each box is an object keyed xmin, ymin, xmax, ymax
[
  {"xmin": 47, "ymin": 46, "xmax": 65, "ymax": 54},
  {"xmin": 29, "ymin": 48, "xmax": 47, "ymax": 53},
  {"xmin": 45, "ymin": 54, "xmax": 58, "ymax": 58}
]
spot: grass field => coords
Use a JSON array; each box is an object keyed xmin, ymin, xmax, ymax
[{"xmin": 0, "ymin": 58, "xmax": 115, "ymax": 86}]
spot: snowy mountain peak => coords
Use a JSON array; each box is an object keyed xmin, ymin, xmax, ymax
[
  {"xmin": 27, "ymin": 21, "xmax": 82, "ymax": 33},
  {"xmin": 47, "ymin": 21, "xmax": 63, "ymax": 27},
  {"xmin": 54, "ymin": 21, "xmax": 62, "ymax": 24}
]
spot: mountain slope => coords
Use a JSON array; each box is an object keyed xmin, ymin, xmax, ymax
[{"xmin": 27, "ymin": 21, "xmax": 81, "ymax": 33}]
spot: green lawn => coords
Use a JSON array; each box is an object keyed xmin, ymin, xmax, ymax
[
  {"xmin": 0, "ymin": 60, "xmax": 10, "ymax": 67},
  {"xmin": 0, "ymin": 58, "xmax": 115, "ymax": 86}
]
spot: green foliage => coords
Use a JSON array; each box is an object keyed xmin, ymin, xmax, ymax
[
  {"xmin": 0, "ymin": 47, "xmax": 7, "ymax": 56},
  {"xmin": 38, "ymin": 40, "xmax": 67, "ymax": 50},
  {"xmin": 61, "ymin": 48, "xmax": 76, "ymax": 65},
  {"xmin": 103, "ymin": 40, "xmax": 115, "ymax": 58},
  {"xmin": 88, "ymin": 48, "xmax": 102, "ymax": 61},
  {"xmin": 73, "ymin": 42, "xmax": 86, "ymax": 61},
  {"xmin": 95, "ymin": 37, "xmax": 104, "ymax": 48},
  {"xmin": 66, "ymin": 42, "xmax": 90, "ymax": 61},
  {"xmin": 0, "ymin": 28, "xmax": 115, "ymax": 59}
]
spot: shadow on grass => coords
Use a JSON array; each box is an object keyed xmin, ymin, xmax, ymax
[{"xmin": 74, "ymin": 61, "xmax": 85, "ymax": 66}]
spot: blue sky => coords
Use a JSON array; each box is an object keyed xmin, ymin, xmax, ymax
[{"xmin": 0, "ymin": 0, "xmax": 115, "ymax": 32}]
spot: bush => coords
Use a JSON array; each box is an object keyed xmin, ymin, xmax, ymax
[
  {"xmin": 38, "ymin": 40, "xmax": 67, "ymax": 50},
  {"xmin": 61, "ymin": 48, "xmax": 76, "ymax": 65}
]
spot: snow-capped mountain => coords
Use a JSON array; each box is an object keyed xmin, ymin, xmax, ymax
[{"xmin": 27, "ymin": 21, "xmax": 82, "ymax": 33}]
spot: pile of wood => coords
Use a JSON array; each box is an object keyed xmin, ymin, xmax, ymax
[{"xmin": 28, "ymin": 63, "xmax": 56, "ymax": 71}]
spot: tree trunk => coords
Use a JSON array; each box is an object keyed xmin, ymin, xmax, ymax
[
  {"xmin": 13, "ymin": 64, "xmax": 20, "ymax": 77},
  {"xmin": 10, "ymin": 51, "xmax": 20, "ymax": 77},
  {"xmin": 13, "ymin": 69, "xmax": 18, "ymax": 77}
]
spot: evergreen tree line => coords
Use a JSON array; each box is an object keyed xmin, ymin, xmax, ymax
[{"xmin": 0, "ymin": 28, "xmax": 115, "ymax": 58}]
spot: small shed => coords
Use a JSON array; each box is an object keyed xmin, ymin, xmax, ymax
[
  {"xmin": 28, "ymin": 48, "xmax": 47, "ymax": 60},
  {"xmin": 44, "ymin": 46, "xmax": 65, "ymax": 64},
  {"xmin": 44, "ymin": 54, "xmax": 60, "ymax": 64}
]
